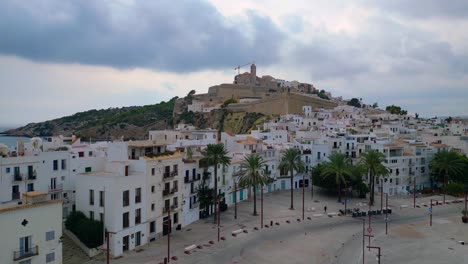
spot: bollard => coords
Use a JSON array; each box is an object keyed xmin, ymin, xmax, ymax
[
  {"xmin": 164, "ymin": 257, "xmax": 167, "ymax": 264},
  {"xmin": 171, "ymin": 256, "xmax": 178, "ymax": 261},
  {"xmin": 270, "ymin": 220, "xmax": 273, "ymax": 226}
]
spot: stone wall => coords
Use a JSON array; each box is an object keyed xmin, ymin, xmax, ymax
[{"xmin": 227, "ymin": 92, "xmax": 337, "ymax": 115}]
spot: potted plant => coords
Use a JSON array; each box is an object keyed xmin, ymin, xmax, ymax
[{"xmin": 462, "ymin": 210, "xmax": 468, "ymax": 223}]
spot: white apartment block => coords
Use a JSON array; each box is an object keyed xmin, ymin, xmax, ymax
[{"xmin": 0, "ymin": 192, "xmax": 62, "ymax": 264}]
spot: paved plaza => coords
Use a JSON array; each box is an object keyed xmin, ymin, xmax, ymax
[{"xmin": 66, "ymin": 188, "xmax": 467, "ymax": 264}]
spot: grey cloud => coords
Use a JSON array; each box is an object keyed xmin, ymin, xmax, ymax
[
  {"xmin": 0, "ymin": 0, "xmax": 284, "ymax": 72},
  {"xmin": 367, "ymin": 0, "xmax": 468, "ymax": 19}
]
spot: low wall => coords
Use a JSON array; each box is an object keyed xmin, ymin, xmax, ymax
[{"xmin": 63, "ymin": 228, "xmax": 102, "ymax": 258}]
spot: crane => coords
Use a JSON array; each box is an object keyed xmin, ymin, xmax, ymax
[{"xmin": 234, "ymin": 62, "xmax": 254, "ymax": 75}]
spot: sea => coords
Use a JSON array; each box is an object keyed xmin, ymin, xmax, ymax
[{"xmin": 0, "ymin": 126, "xmax": 30, "ymax": 149}]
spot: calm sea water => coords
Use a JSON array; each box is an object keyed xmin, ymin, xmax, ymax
[{"xmin": 0, "ymin": 126, "xmax": 30, "ymax": 149}]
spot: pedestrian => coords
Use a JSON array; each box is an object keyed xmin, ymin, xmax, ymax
[{"xmin": 324, "ymin": 205, "xmax": 327, "ymax": 213}]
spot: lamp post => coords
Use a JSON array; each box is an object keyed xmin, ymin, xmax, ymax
[
  {"xmin": 413, "ymin": 179, "xmax": 416, "ymax": 208},
  {"xmin": 217, "ymin": 199, "xmax": 221, "ymax": 242},
  {"xmin": 234, "ymin": 179, "xmax": 238, "ymax": 220},
  {"xmin": 380, "ymin": 178, "xmax": 383, "ymax": 212},
  {"xmin": 166, "ymin": 207, "xmax": 171, "ymax": 263},
  {"xmin": 261, "ymin": 185, "xmax": 264, "ymax": 228},
  {"xmin": 430, "ymin": 199, "xmax": 433, "ymax": 227},
  {"xmin": 310, "ymin": 170, "xmax": 314, "ymax": 200},
  {"xmin": 385, "ymin": 193, "xmax": 388, "ymax": 235},
  {"xmin": 302, "ymin": 173, "xmax": 305, "ymax": 220}
]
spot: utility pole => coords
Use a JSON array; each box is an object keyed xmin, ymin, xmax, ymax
[
  {"xmin": 302, "ymin": 173, "xmax": 305, "ymax": 220},
  {"xmin": 168, "ymin": 208, "xmax": 171, "ymax": 262},
  {"xmin": 261, "ymin": 186, "xmax": 264, "ymax": 227},
  {"xmin": 430, "ymin": 199, "xmax": 433, "ymax": 227},
  {"xmin": 217, "ymin": 200, "xmax": 221, "ymax": 242},
  {"xmin": 234, "ymin": 181, "xmax": 238, "ymax": 220},
  {"xmin": 385, "ymin": 193, "xmax": 388, "ymax": 235},
  {"xmin": 380, "ymin": 179, "xmax": 383, "ymax": 212},
  {"xmin": 413, "ymin": 179, "xmax": 416, "ymax": 208},
  {"xmin": 310, "ymin": 170, "xmax": 314, "ymax": 200}
]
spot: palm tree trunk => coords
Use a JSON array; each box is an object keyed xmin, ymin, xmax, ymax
[
  {"xmin": 370, "ymin": 174, "xmax": 375, "ymax": 206},
  {"xmin": 338, "ymin": 181, "xmax": 341, "ymax": 202},
  {"xmin": 443, "ymin": 171, "xmax": 448, "ymax": 203},
  {"xmin": 290, "ymin": 169, "xmax": 294, "ymax": 210},
  {"xmin": 213, "ymin": 163, "xmax": 218, "ymax": 224},
  {"xmin": 253, "ymin": 185, "xmax": 257, "ymax": 215}
]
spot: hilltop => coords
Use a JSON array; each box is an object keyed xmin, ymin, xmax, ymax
[{"xmin": 4, "ymin": 95, "xmax": 267, "ymax": 140}]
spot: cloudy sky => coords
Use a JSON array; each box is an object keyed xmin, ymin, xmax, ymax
[{"xmin": 0, "ymin": 0, "xmax": 467, "ymax": 125}]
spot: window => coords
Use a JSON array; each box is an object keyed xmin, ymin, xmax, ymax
[
  {"xmin": 150, "ymin": 221, "xmax": 156, "ymax": 233},
  {"xmin": 123, "ymin": 190, "xmax": 129, "ymax": 206},
  {"xmin": 89, "ymin": 190, "xmax": 94, "ymax": 205},
  {"xmin": 6, "ymin": 167, "xmax": 10, "ymax": 173},
  {"xmin": 61, "ymin": 159, "xmax": 67, "ymax": 170},
  {"xmin": 135, "ymin": 188, "xmax": 141, "ymax": 203},
  {"xmin": 173, "ymin": 213, "xmax": 178, "ymax": 224},
  {"xmin": 90, "ymin": 211, "xmax": 94, "ymax": 220},
  {"xmin": 99, "ymin": 191, "xmax": 104, "ymax": 207},
  {"xmin": 151, "ymin": 186, "xmax": 155, "ymax": 193},
  {"xmin": 135, "ymin": 208, "xmax": 141, "ymax": 224},
  {"xmin": 45, "ymin": 231, "xmax": 55, "ymax": 241},
  {"xmin": 89, "ymin": 151, "xmax": 93, "ymax": 156},
  {"xmin": 135, "ymin": 231, "xmax": 141, "ymax": 246},
  {"xmin": 85, "ymin": 167, "xmax": 92, "ymax": 173},
  {"xmin": 151, "ymin": 168, "xmax": 155, "ymax": 176},
  {"xmin": 123, "ymin": 212, "xmax": 129, "ymax": 228},
  {"xmin": 27, "ymin": 183, "xmax": 34, "ymax": 192},
  {"xmin": 53, "ymin": 160, "xmax": 58, "ymax": 171},
  {"xmin": 100, "ymin": 213, "xmax": 104, "ymax": 222},
  {"xmin": 151, "ymin": 203, "xmax": 155, "ymax": 211},
  {"xmin": 78, "ymin": 152, "xmax": 84, "ymax": 157},
  {"xmin": 46, "ymin": 252, "xmax": 55, "ymax": 263}
]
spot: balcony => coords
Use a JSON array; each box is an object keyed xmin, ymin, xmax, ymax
[
  {"xmin": 171, "ymin": 170, "xmax": 178, "ymax": 177},
  {"xmin": 163, "ymin": 189, "xmax": 171, "ymax": 197},
  {"xmin": 13, "ymin": 245, "xmax": 39, "ymax": 261},
  {"xmin": 302, "ymin": 150, "xmax": 312, "ymax": 154},
  {"xmin": 135, "ymin": 196, "xmax": 141, "ymax": 204},
  {"xmin": 163, "ymin": 206, "xmax": 170, "ymax": 213},
  {"xmin": 12, "ymin": 192, "xmax": 20, "ymax": 200},
  {"xmin": 27, "ymin": 171, "xmax": 37, "ymax": 180},
  {"xmin": 163, "ymin": 172, "xmax": 175, "ymax": 180},
  {"xmin": 171, "ymin": 203, "xmax": 178, "ymax": 210},
  {"xmin": 48, "ymin": 183, "xmax": 63, "ymax": 193},
  {"xmin": 184, "ymin": 174, "xmax": 201, "ymax": 183},
  {"xmin": 13, "ymin": 174, "xmax": 23, "ymax": 182},
  {"xmin": 171, "ymin": 187, "xmax": 178, "ymax": 194},
  {"xmin": 190, "ymin": 186, "xmax": 198, "ymax": 194}
]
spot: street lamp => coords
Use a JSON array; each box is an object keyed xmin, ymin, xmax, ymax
[
  {"xmin": 234, "ymin": 177, "xmax": 240, "ymax": 220},
  {"xmin": 302, "ymin": 172, "xmax": 305, "ymax": 220}
]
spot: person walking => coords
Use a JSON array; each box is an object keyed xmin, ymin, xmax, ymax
[{"xmin": 324, "ymin": 205, "xmax": 327, "ymax": 213}]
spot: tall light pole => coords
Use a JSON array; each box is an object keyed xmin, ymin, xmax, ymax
[
  {"xmin": 380, "ymin": 178, "xmax": 383, "ymax": 212},
  {"xmin": 385, "ymin": 193, "xmax": 388, "ymax": 235},
  {"xmin": 234, "ymin": 179, "xmax": 238, "ymax": 220},
  {"xmin": 310, "ymin": 170, "xmax": 314, "ymax": 200},
  {"xmin": 261, "ymin": 185, "xmax": 264, "ymax": 228},
  {"xmin": 167, "ymin": 207, "xmax": 171, "ymax": 263},
  {"xmin": 217, "ymin": 199, "xmax": 221, "ymax": 242},
  {"xmin": 302, "ymin": 173, "xmax": 305, "ymax": 220}
]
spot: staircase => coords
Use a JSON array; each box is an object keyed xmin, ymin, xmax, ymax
[{"xmin": 62, "ymin": 232, "xmax": 91, "ymax": 264}]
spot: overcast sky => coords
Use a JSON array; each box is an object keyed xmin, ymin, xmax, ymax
[{"xmin": 0, "ymin": 0, "xmax": 467, "ymax": 125}]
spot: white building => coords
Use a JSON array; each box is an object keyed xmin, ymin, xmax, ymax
[{"xmin": 0, "ymin": 192, "xmax": 62, "ymax": 264}]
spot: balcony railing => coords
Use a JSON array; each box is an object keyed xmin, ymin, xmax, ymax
[
  {"xmin": 163, "ymin": 206, "xmax": 170, "ymax": 213},
  {"xmin": 28, "ymin": 171, "xmax": 37, "ymax": 180},
  {"xmin": 13, "ymin": 245, "xmax": 39, "ymax": 261},
  {"xmin": 184, "ymin": 174, "xmax": 200, "ymax": 183},
  {"xmin": 135, "ymin": 216, "xmax": 141, "ymax": 225},
  {"xmin": 163, "ymin": 172, "xmax": 175, "ymax": 180},
  {"xmin": 135, "ymin": 196, "xmax": 141, "ymax": 203},
  {"xmin": 12, "ymin": 192, "xmax": 20, "ymax": 200},
  {"xmin": 13, "ymin": 174, "xmax": 23, "ymax": 182},
  {"xmin": 171, "ymin": 187, "xmax": 178, "ymax": 194},
  {"xmin": 171, "ymin": 203, "xmax": 178, "ymax": 210},
  {"xmin": 163, "ymin": 189, "xmax": 171, "ymax": 197},
  {"xmin": 190, "ymin": 187, "xmax": 198, "ymax": 194},
  {"xmin": 171, "ymin": 170, "xmax": 178, "ymax": 177},
  {"xmin": 48, "ymin": 183, "xmax": 63, "ymax": 193}
]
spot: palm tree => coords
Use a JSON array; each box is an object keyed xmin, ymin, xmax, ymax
[
  {"xmin": 238, "ymin": 155, "xmax": 269, "ymax": 215},
  {"xmin": 430, "ymin": 150, "xmax": 465, "ymax": 203},
  {"xmin": 201, "ymin": 143, "xmax": 231, "ymax": 223},
  {"xmin": 349, "ymin": 164, "xmax": 369, "ymax": 199},
  {"xmin": 279, "ymin": 148, "xmax": 305, "ymax": 210},
  {"xmin": 360, "ymin": 150, "xmax": 389, "ymax": 206},
  {"xmin": 322, "ymin": 153, "xmax": 352, "ymax": 202}
]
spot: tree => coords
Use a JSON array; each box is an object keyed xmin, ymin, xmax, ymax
[
  {"xmin": 430, "ymin": 150, "xmax": 466, "ymax": 200},
  {"xmin": 201, "ymin": 143, "xmax": 231, "ymax": 223},
  {"xmin": 238, "ymin": 155, "xmax": 269, "ymax": 215},
  {"xmin": 322, "ymin": 153, "xmax": 352, "ymax": 202},
  {"xmin": 279, "ymin": 148, "xmax": 305, "ymax": 209},
  {"xmin": 360, "ymin": 149, "xmax": 389, "ymax": 206},
  {"xmin": 197, "ymin": 170, "xmax": 214, "ymax": 217},
  {"xmin": 385, "ymin": 105, "xmax": 408, "ymax": 115},
  {"xmin": 445, "ymin": 116, "xmax": 453, "ymax": 123},
  {"xmin": 347, "ymin": 98, "xmax": 361, "ymax": 108},
  {"xmin": 349, "ymin": 164, "xmax": 369, "ymax": 198},
  {"xmin": 372, "ymin": 102, "xmax": 378, "ymax": 109}
]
